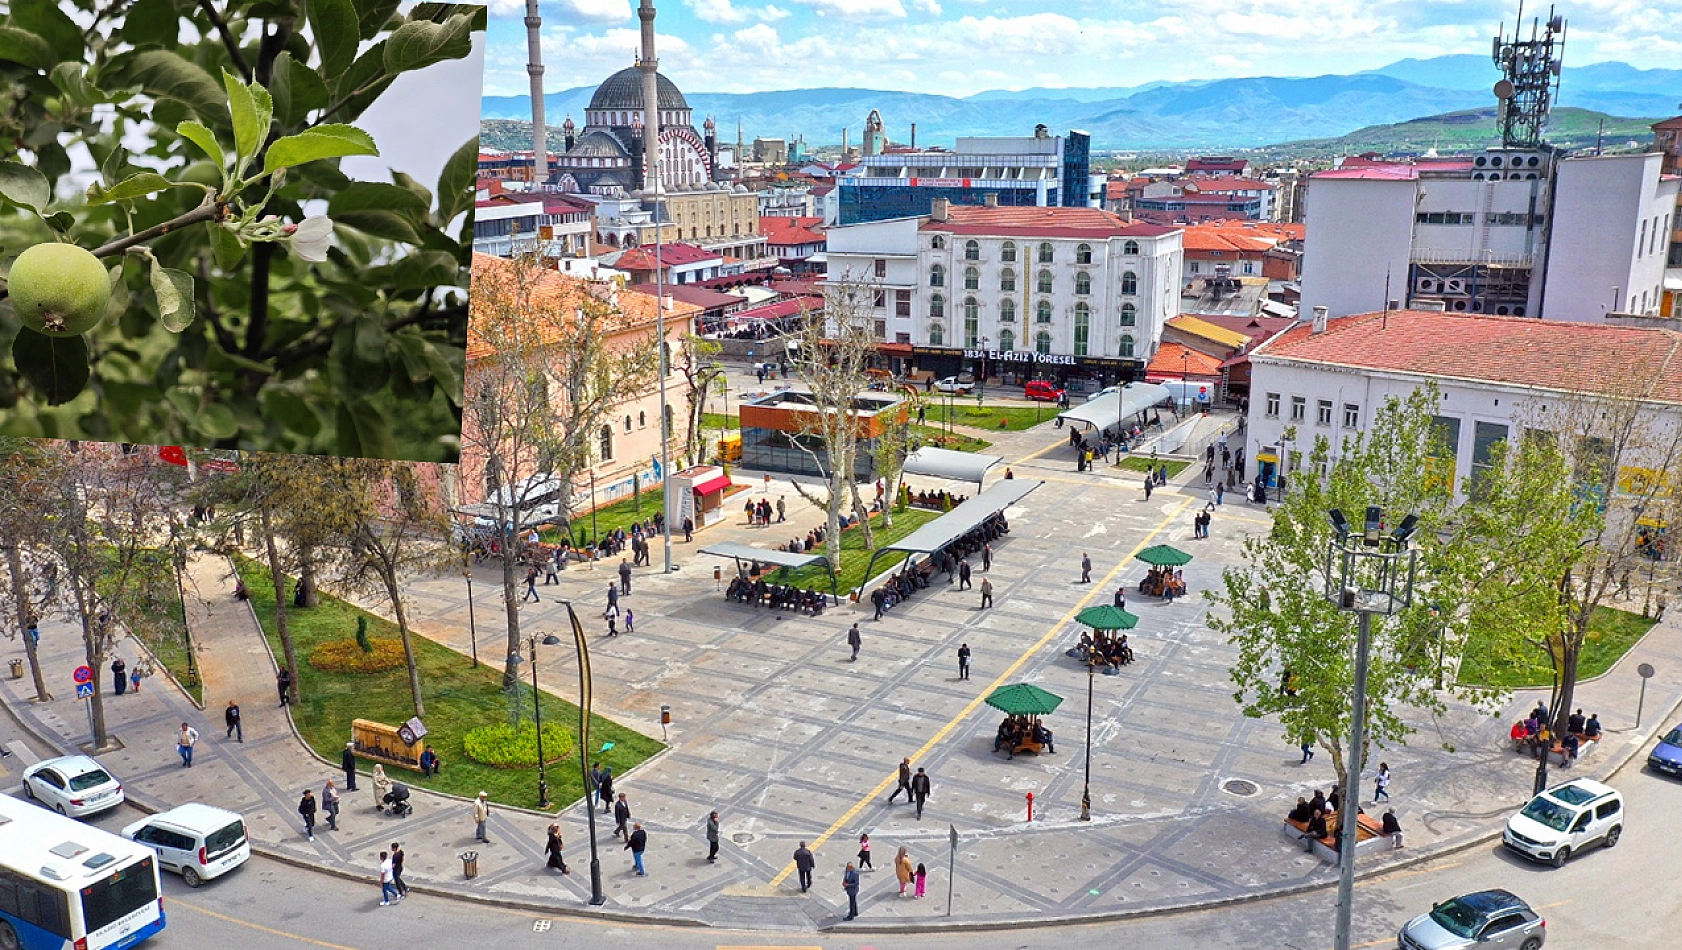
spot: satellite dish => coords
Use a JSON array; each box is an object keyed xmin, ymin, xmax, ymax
[{"xmin": 1493, "ymin": 80, "xmax": 1516, "ymax": 100}]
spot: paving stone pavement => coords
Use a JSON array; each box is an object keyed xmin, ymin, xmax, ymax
[{"xmin": 5, "ymin": 414, "xmax": 1682, "ymax": 933}]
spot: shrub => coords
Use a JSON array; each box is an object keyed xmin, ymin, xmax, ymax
[
  {"xmin": 355, "ymin": 616, "xmax": 373, "ymax": 654},
  {"xmin": 462, "ymin": 721, "xmax": 575, "ymax": 769},
  {"xmin": 309, "ymin": 638, "xmax": 405, "ymax": 674}
]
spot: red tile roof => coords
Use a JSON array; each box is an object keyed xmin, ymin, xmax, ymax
[
  {"xmin": 761, "ymin": 216, "xmax": 827, "ymax": 246},
  {"xmin": 1146, "ymin": 342, "xmax": 1226, "ymax": 379},
  {"xmin": 1314, "ymin": 166, "xmax": 1419, "ymax": 181},
  {"xmin": 630, "ymin": 283, "xmax": 746, "ymax": 311},
  {"xmin": 922, "ymin": 205, "xmax": 1176, "ymax": 239},
  {"xmin": 1258, "ymin": 311, "xmax": 1682, "ymax": 403},
  {"xmin": 1187, "ymin": 157, "xmax": 1248, "ymax": 173},
  {"xmin": 1654, "ymin": 115, "xmax": 1682, "ymax": 131},
  {"xmin": 467, "ymin": 254, "xmax": 700, "ymax": 362},
  {"xmin": 611, "ymin": 243, "xmax": 724, "ymax": 270},
  {"xmin": 734, "ymin": 295, "xmax": 824, "ymax": 322}
]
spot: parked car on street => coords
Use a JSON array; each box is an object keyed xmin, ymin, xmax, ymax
[
  {"xmin": 1503, "ymin": 777, "xmax": 1622, "ymax": 867},
  {"xmin": 22, "ymin": 754, "xmax": 124, "ymax": 817},
  {"xmin": 932, "ymin": 376, "xmax": 974, "ymax": 394},
  {"xmin": 124, "ymin": 804, "xmax": 251, "ymax": 887},
  {"xmin": 1397, "ymin": 889, "xmax": 1545, "ymax": 950},
  {"xmin": 1647, "ymin": 724, "xmax": 1682, "ymax": 777},
  {"xmin": 1024, "ymin": 380, "xmax": 1065, "ymax": 402}
]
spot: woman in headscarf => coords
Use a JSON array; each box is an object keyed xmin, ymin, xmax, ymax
[
  {"xmin": 894, "ymin": 845, "xmax": 914, "ymax": 897},
  {"xmin": 371, "ymin": 763, "xmax": 391, "ymax": 811}
]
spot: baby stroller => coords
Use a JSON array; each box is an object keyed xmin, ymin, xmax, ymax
[{"xmin": 382, "ymin": 782, "xmax": 412, "ymax": 817}]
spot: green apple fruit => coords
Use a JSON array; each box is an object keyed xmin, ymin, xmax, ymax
[{"xmin": 7, "ymin": 243, "xmax": 111, "ymax": 336}]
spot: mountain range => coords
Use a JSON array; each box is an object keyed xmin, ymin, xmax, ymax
[{"xmin": 480, "ymin": 55, "xmax": 1682, "ymax": 151}]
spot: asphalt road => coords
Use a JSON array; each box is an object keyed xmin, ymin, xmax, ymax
[{"xmin": 22, "ymin": 724, "xmax": 1670, "ymax": 950}]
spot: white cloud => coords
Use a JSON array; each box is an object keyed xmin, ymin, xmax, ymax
[
  {"xmin": 686, "ymin": 0, "xmax": 792, "ymax": 23},
  {"xmin": 790, "ymin": 0, "xmax": 908, "ymax": 20},
  {"xmin": 559, "ymin": 0, "xmax": 633, "ymax": 25},
  {"xmin": 732, "ymin": 23, "xmax": 782, "ymax": 53},
  {"xmin": 913, "ymin": 0, "xmax": 942, "ymax": 14}
]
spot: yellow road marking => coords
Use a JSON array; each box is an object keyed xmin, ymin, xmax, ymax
[
  {"xmin": 1535, "ymin": 899, "xmax": 1573, "ymax": 910},
  {"xmin": 765, "ymin": 496, "xmax": 1197, "ymax": 889},
  {"xmin": 169, "ymin": 900, "xmax": 365, "ymax": 950},
  {"xmin": 1378, "ymin": 860, "xmax": 1462, "ymax": 882}
]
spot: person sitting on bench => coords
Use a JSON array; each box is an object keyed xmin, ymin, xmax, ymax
[
  {"xmin": 1584, "ymin": 713, "xmax": 1602, "ymax": 738},
  {"xmin": 1031, "ymin": 721, "xmax": 1055, "ymax": 753},
  {"xmin": 1560, "ymin": 730, "xmax": 1580, "ymax": 766},
  {"xmin": 994, "ymin": 719, "xmax": 1016, "ymax": 754},
  {"xmin": 1288, "ymin": 797, "xmax": 1313, "ymax": 823},
  {"xmin": 1567, "ymin": 708, "xmax": 1586, "ymax": 735},
  {"xmin": 1381, "ymin": 808, "xmax": 1403, "ymax": 847},
  {"xmin": 1300, "ymin": 809, "xmax": 1328, "ymax": 850}
]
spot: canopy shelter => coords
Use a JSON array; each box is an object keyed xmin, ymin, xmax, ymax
[
  {"xmin": 902, "ymin": 447, "xmax": 1003, "ymax": 488},
  {"xmin": 1075, "ymin": 605, "xmax": 1139, "ymax": 632},
  {"xmin": 857, "ymin": 478, "xmax": 1042, "ymax": 587},
  {"xmin": 1057, "ymin": 382, "xmax": 1171, "ymax": 433},
  {"xmin": 984, "ymin": 683, "xmax": 1065, "ymax": 717},
  {"xmin": 1135, "ymin": 544, "xmax": 1193, "ymax": 567},
  {"xmin": 698, "ymin": 541, "xmax": 838, "ymax": 602}
]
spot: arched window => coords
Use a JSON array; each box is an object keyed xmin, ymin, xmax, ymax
[
  {"xmin": 1035, "ymin": 330, "xmax": 1052, "ymax": 354},
  {"xmin": 1121, "ymin": 271, "xmax": 1138, "ymax": 295},
  {"xmin": 964, "ymin": 239, "xmax": 980, "ymax": 261},
  {"xmin": 623, "ymin": 414, "xmax": 633, "ymax": 433},
  {"xmin": 964, "ymin": 267, "xmax": 979, "ymax": 291},
  {"xmin": 1120, "ymin": 303, "xmax": 1136, "ymax": 326},
  {"xmin": 1075, "ymin": 243, "xmax": 1093, "ymax": 264},
  {"xmin": 1036, "ymin": 300, "xmax": 1052, "ymax": 323},
  {"xmin": 1073, "ymin": 303, "xmax": 1090, "ymax": 356},
  {"xmin": 1038, "ymin": 242, "xmax": 1054, "ymax": 263},
  {"xmin": 599, "ymin": 425, "xmax": 614, "ymax": 461},
  {"xmin": 929, "ymin": 293, "xmax": 945, "ymax": 319},
  {"xmin": 929, "ymin": 264, "xmax": 944, "ymax": 287},
  {"xmin": 999, "ymin": 298, "xmax": 1016, "ymax": 323},
  {"xmin": 1123, "ymin": 240, "xmax": 1139, "ymax": 255},
  {"xmin": 1001, "ymin": 241, "xmax": 1017, "ymax": 262},
  {"xmin": 998, "ymin": 328, "xmax": 1015, "ymax": 351},
  {"xmin": 928, "ymin": 322, "xmax": 945, "ymax": 346},
  {"xmin": 638, "ymin": 411, "xmax": 646, "ymax": 428},
  {"xmin": 1119, "ymin": 334, "xmax": 1135, "ymax": 357},
  {"xmin": 1000, "ymin": 268, "xmax": 1016, "ymax": 292},
  {"xmin": 963, "ymin": 297, "xmax": 979, "ymax": 346},
  {"xmin": 931, "ymin": 235, "xmax": 946, "ymax": 250},
  {"xmin": 1075, "ymin": 271, "xmax": 1091, "ymax": 295},
  {"xmin": 1037, "ymin": 269, "xmax": 1053, "ymax": 294}
]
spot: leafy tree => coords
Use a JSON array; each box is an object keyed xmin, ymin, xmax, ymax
[
  {"xmin": 0, "ymin": 435, "xmax": 60, "ymax": 699},
  {"xmin": 0, "ymin": 1, "xmax": 479, "ymax": 459},
  {"xmin": 678, "ymin": 332, "xmax": 724, "ymax": 467}
]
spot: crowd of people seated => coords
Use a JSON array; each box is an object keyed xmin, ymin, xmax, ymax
[
  {"xmin": 1287, "ymin": 787, "xmax": 1400, "ymax": 853},
  {"xmin": 725, "ymin": 573, "xmax": 828, "ymax": 615},
  {"xmin": 776, "ymin": 526, "xmax": 828, "ymax": 554},
  {"xmin": 1509, "ymin": 701, "xmax": 1601, "ymax": 765},
  {"xmin": 907, "ymin": 488, "xmax": 969, "ymax": 510},
  {"xmin": 992, "ymin": 715, "xmax": 1055, "ymax": 759},
  {"xmin": 867, "ymin": 512, "xmax": 1008, "ymax": 618},
  {"xmin": 1072, "ymin": 631, "xmax": 1134, "ymax": 671},
  {"xmin": 1139, "ymin": 566, "xmax": 1186, "ymax": 600}
]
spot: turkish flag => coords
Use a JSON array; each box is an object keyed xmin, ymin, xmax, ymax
[{"xmin": 159, "ymin": 446, "xmax": 189, "ymax": 467}]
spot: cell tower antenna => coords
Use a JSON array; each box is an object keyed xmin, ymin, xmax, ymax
[{"xmin": 1490, "ymin": 4, "xmax": 1566, "ymax": 149}]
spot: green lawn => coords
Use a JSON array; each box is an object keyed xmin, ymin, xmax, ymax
[
  {"xmin": 701, "ymin": 412, "xmax": 739, "ymax": 430},
  {"xmin": 1457, "ymin": 606, "xmax": 1657, "ymax": 689},
  {"xmin": 1113, "ymin": 456, "xmax": 1192, "ymax": 477},
  {"xmin": 540, "ymin": 484, "xmax": 666, "ymax": 548},
  {"xmin": 772, "ymin": 507, "xmax": 943, "ymax": 594},
  {"xmin": 923, "ymin": 402, "xmax": 1057, "ymax": 432},
  {"xmin": 234, "ymin": 556, "xmax": 663, "ymax": 811},
  {"xmin": 909, "ymin": 424, "xmax": 993, "ymax": 453},
  {"xmin": 96, "ymin": 546, "xmax": 202, "ymax": 705}
]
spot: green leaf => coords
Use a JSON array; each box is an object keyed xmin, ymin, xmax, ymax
[
  {"xmin": 269, "ymin": 52, "xmax": 330, "ymax": 128},
  {"xmin": 309, "ymin": 0, "xmax": 360, "ymax": 79},
  {"xmin": 12, "ymin": 329, "xmax": 90, "ymax": 406},
  {"xmin": 120, "ymin": 51, "xmax": 226, "ymax": 123},
  {"xmin": 390, "ymin": 172, "xmax": 433, "ymax": 214},
  {"xmin": 195, "ymin": 403, "xmax": 239, "ymax": 441},
  {"xmin": 175, "ymin": 120, "xmax": 226, "ymax": 169},
  {"xmin": 390, "ymin": 250, "xmax": 460, "ymax": 291},
  {"xmin": 149, "ymin": 260, "xmax": 196, "ymax": 332},
  {"xmin": 105, "ymin": 263, "xmax": 130, "ymax": 322},
  {"xmin": 382, "ymin": 15, "xmax": 475, "ymax": 76},
  {"xmin": 327, "ymin": 181, "xmax": 429, "ymax": 220},
  {"xmin": 392, "ymin": 333, "xmax": 432, "ymax": 381},
  {"xmin": 327, "ymin": 41, "xmax": 394, "ymax": 121},
  {"xmin": 0, "ymin": 27, "xmax": 55, "ymax": 71},
  {"xmin": 11, "ymin": 0, "xmax": 83, "ymax": 63},
  {"xmin": 421, "ymin": 339, "xmax": 463, "ymax": 404},
  {"xmin": 353, "ymin": 315, "xmax": 385, "ymax": 364},
  {"xmin": 264, "ymin": 388, "xmax": 321, "ymax": 437},
  {"xmin": 0, "ymin": 161, "xmax": 51, "ymax": 210},
  {"xmin": 262, "ymin": 124, "xmax": 378, "ymax": 175},
  {"xmin": 354, "ymin": 0, "xmax": 403, "ymax": 38},
  {"xmin": 435, "ymin": 135, "xmax": 477, "ymax": 225},
  {"xmin": 338, "ymin": 397, "xmax": 398, "ymax": 459},
  {"xmin": 49, "ymin": 63, "xmax": 98, "ymax": 107},
  {"xmin": 208, "ymin": 222, "xmax": 246, "ymax": 270},
  {"xmin": 328, "ymin": 209, "xmax": 420, "ymax": 244},
  {"xmin": 121, "ymin": 0, "xmax": 181, "ymax": 49},
  {"xmin": 86, "ymin": 172, "xmax": 184, "ymax": 205},
  {"xmin": 43, "ymin": 211, "xmax": 75, "ymax": 233},
  {"xmin": 224, "ymin": 69, "xmax": 262, "ymax": 168}
]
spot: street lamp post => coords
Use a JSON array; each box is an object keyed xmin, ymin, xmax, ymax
[
  {"xmin": 1324, "ymin": 506, "xmax": 1419, "ymax": 950},
  {"xmin": 978, "ymin": 336, "xmax": 989, "ymax": 405},
  {"xmin": 558, "ymin": 601, "xmax": 607, "ymax": 905},
  {"xmin": 1080, "ymin": 661, "xmax": 1094, "ymax": 821},
  {"xmin": 512, "ymin": 633, "xmax": 561, "ymax": 809},
  {"xmin": 464, "ymin": 562, "xmax": 478, "ymax": 668}
]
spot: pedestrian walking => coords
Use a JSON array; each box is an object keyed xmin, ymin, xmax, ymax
[
  {"xmin": 298, "ymin": 789, "xmax": 317, "ymax": 841},
  {"xmin": 473, "ymin": 791, "xmax": 491, "ymax": 843},
  {"xmin": 895, "ymin": 846, "xmax": 914, "ymax": 897},
  {"xmin": 224, "ymin": 701, "xmax": 242, "ymax": 741},
  {"xmin": 277, "ymin": 667, "xmax": 292, "ymax": 706},
  {"xmin": 1216, "ymin": 482, "xmax": 1225, "ymax": 505},
  {"xmin": 625, "ymin": 609, "xmax": 635, "ymax": 634},
  {"xmin": 322, "ymin": 779, "xmax": 341, "ymax": 831},
  {"xmin": 378, "ymin": 851, "xmax": 398, "ymax": 906},
  {"xmin": 543, "ymin": 556, "xmax": 559, "ymax": 585},
  {"xmin": 129, "ymin": 661, "xmax": 144, "ymax": 693},
  {"xmin": 390, "ymin": 842, "xmax": 407, "ymax": 898},
  {"xmin": 682, "ymin": 516, "xmax": 693, "ymax": 542},
  {"xmin": 522, "ymin": 565, "xmax": 540, "ymax": 602},
  {"xmin": 910, "ymin": 767, "xmax": 932, "ymax": 820},
  {"xmin": 606, "ymin": 614, "xmax": 618, "ymax": 636},
  {"xmin": 1113, "ymin": 586, "xmax": 1126, "ymax": 610},
  {"xmin": 847, "ymin": 623, "xmax": 862, "ymax": 661},
  {"xmin": 111, "ymin": 657, "xmax": 127, "ymax": 695},
  {"xmin": 842, "ymin": 861, "xmax": 861, "ymax": 920},
  {"xmin": 598, "ymin": 765, "xmax": 614, "ymax": 813},
  {"xmin": 915, "ymin": 862, "xmax": 927, "ymax": 899},
  {"xmin": 979, "ymin": 577, "xmax": 993, "ymax": 609},
  {"xmin": 982, "ymin": 543, "xmax": 992, "ymax": 571},
  {"xmin": 614, "ymin": 792, "xmax": 631, "ymax": 841},
  {"xmin": 606, "ymin": 582, "xmax": 619, "ymax": 614},
  {"xmin": 372, "ymin": 764, "xmax": 391, "ymax": 810},
  {"xmin": 777, "ymin": 496, "xmax": 786, "ymax": 523},
  {"xmin": 793, "ymin": 841, "xmax": 815, "ymax": 892},
  {"xmin": 958, "ymin": 558, "xmax": 972, "ymax": 590},
  {"xmin": 545, "ymin": 823, "xmax": 571, "ymax": 873},
  {"xmin": 176, "ymin": 722, "xmax": 198, "ymax": 768},
  {"xmin": 887, "ymin": 757, "xmax": 913, "ymax": 803},
  {"xmin": 1374, "ymin": 762, "xmax": 1392, "ymax": 803},
  {"xmin": 705, "ymin": 810, "xmax": 721, "ymax": 862},
  {"xmin": 1143, "ymin": 475, "xmax": 1153, "ymax": 500},
  {"xmin": 342, "ymin": 742, "xmax": 359, "ymax": 790},
  {"xmin": 626, "ymin": 822, "xmax": 648, "ymax": 876},
  {"xmin": 857, "ymin": 832, "xmax": 873, "ymax": 869},
  {"xmin": 958, "ymin": 643, "xmax": 971, "ymax": 680},
  {"xmin": 1300, "ymin": 739, "xmax": 1315, "ymax": 764},
  {"xmin": 1079, "ymin": 553, "xmax": 1092, "ymax": 584},
  {"xmin": 619, "ymin": 558, "xmax": 633, "ymax": 595}
]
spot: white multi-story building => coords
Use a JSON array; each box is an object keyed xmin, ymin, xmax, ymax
[
  {"xmin": 1299, "ymin": 150, "xmax": 1678, "ymax": 322},
  {"xmin": 824, "ymin": 214, "xmax": 922, "ymax": 370},
  {"xmin": 472, "ymin": 193, "xmax": 594, "ymax": 259}
]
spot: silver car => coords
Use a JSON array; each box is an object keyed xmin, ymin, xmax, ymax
[
  {"xmin": 22, "ymin": 754, "xmax": 125, "ymax": 817},
  {"xmin": 1398, "ymin": 889, "xmax": 1545, "ymax": 950}
]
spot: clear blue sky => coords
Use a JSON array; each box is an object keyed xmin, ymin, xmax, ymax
[{"xmin": 481, "ymin": 0, "xmax": 1680, "ymax": 99}]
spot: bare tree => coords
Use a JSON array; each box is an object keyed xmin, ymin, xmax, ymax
[
  {"xmin": 465, "ymin": 252, "xmax": 661, "ymax": 690},
  {"xmin": 679, "ymin": 332, "xmax": 726, "ymax": 468}
]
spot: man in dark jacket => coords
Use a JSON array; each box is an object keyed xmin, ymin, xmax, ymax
[
  {"xmin": 224, "ymin": 701, "xmax": 242, "ymax": 741},
  {"xmin": 847, "ymin": 623, "xmax": 862, "ymax": 661},
  {"xmin": 619, "ymin": 558, "xmax": 633, "ymax": 594},
  {"xmin": 626, "ymin": 823, "xmax": 648, "ymax": 876},
  {"xmin": 910, "ymin": 767, "xmax": 932, "ymax": 820},
  {"xmin": 613, "ymin": 793, "xmax": 632, "ymax": 842},
  {"xmin": 886, "ymin": 757, "xmax": 913, "ymax": 804},
  {"xmin": 842, "ymin": 861, "xmax": 861, "ymax": 919},
  {"xmin": 298, "ymin": 789, "xmax": 317, "ymax": 841},
  {"xmin": 793, "ymin": 841, "xmax": 816, "ymax": 892},
  {"xmin": 705, "ymin": 811, "xmax": 721, "ymax": 862},
  {"xmin": 340, "ymin": 742, "xmax": 358, "ymax": 790}
]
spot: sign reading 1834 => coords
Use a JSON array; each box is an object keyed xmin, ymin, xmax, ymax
[{"xmin": 963, "ymin": 349, "xmax": 1077, "ymax": 366}]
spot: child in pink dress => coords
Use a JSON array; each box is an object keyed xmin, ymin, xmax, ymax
[{"xmin": 914, "ymin": 863, "xmax": 927, "ymax": 898}]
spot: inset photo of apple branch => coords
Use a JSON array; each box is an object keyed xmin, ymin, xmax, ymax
[{"xmin": 0, "ymin": 1, "xmax": 485, "ymax": 462}]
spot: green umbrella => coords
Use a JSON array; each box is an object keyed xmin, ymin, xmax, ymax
[
  {"xmin": 984, "ymin": 683, "xmax": 1064, "ymax": 717},
  {"xmin": 1135, "ymin": 543, "xmax": 1193, "ymax": 567},
  {"xmin": 1075, "ymin": 605, "xmax": 1139, "ymax": 631}
]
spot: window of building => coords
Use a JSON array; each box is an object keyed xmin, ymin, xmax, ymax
[
  {"xmin": 929, "ymin": 322, "xmax": 945, "ymax": 345},
  {"xmin": 1001, "ymin": 240, "xmax": 1017, "ymax": 262},
  {"xmin": 1639, "ymin": 219, "xmax": 1648, "ymax": 258},
  {"xmin": 1073, "ymin": 303, "xmax": 1090, "ymax": 355},
  {"xmin": 873, "ymin": 289, "xmax": 886, "ymax": 309},
  {"xmin": 1000, "ymin": 268, "xmax": 1016, "ymax": 292},
  {"xmin": 1119, "ymin": 303, "xmax": 1136, "ymax": 326},
  {"xmin": 638, "ymin": 411, "xmax": 646, "ymax": 428},
  {"xmin": 964, "ymin": 239, "xmax": 980, "ymax": 261},
  {"xmin": 1343, "ymin": 403, "xmax": 1359, "ymax": 428},
  {"xmin": 929, "ymin": 293, "xmax": 944, "ymax": 319},
  {"xmin": 874, "ymin": 319, "xmax": 887, "ymax": 339},
  {"xmin": 1118, "ymin": 334, "xmax": 1134, "ymax": 357},
  {"xmin": 1121, "ymin": 271, "xmax": 1138, "ymax": 295},
  {"xmin": 964, "ymin": 267, "xmax": 979, "ymax": 290},
  {"xmin": 998, "ymin": 328, "xmax": 1014, "ymax": 351},
  {"xmin": 931, "ymin": 235, "xmax": 945, "ymax": 250},
  {"xmin": 1289, "ymin": 396, "xmax": 1306, "ymax": 422},
  {"xmin": 1316, "ymin": 400, "xmax": 1332, "ymax": 426},
  {"xmin": 1468, "ymin": 421, "xmax": 1509, "ymax": 496},
  {"xmin": 1038, "ymin": 242, "xmax": 1054, "ymax": 263},
  {"xmin": 1036, "ymin": 330, "xmax": 1052, "ymax": 354},
  {"xmin": 1036, "ymin": 300, "xmax": 1052, "ymax": 323},
  {"xmin": 895, "ymin": 289, "xmax": 911, "ymax": 317},
  {"xmin": 873, "ymin": 258, "xmax": 886, "ymax": 277},
  {"xmin": 1265, "ymin": 392, "xmax": 1280, "ymax": 417},
  {"xmin": 999, "ymin": 298, "xmax": 1016, "ymax": 323},
  {"xmin": 623, "ymin": 414, "xmax": 633, "ymax": 433},
  {"xmin": 929, "ymin": 264, "xmax": 944, "ymax": 287},
  {"xmin": 1075, "ymin": 243, "xmax": 1093, "ymax": 264},
  {"xmin": 1413, "ymin": 211, "xmax": 1475, "ymax": 225},
  {"xmin": 896, "ymin": 332, "xmax": 912, "ymax": 344},
  {"xmin": 1034, "ymin": 269, "xmax": 1051, "ymax": 294},
  {"xmin": 1075, "ymin": 271, "xmax": 1091, "ymax": 295},
  {"xmin": 1123, "ymin": 239, "xmax": 1139, "ymax": 255},
  {"xmin": 599, "ymin": 425, "xmax": 614, "ymax": 461}
]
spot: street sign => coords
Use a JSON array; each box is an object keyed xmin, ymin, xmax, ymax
[
  {"xmin": 72, "ymin": 665, "xmax": 92, "ymax": 685},
  {"xmin": 76, "ymin": 682, "xmax": 93, "ymax": 699}
]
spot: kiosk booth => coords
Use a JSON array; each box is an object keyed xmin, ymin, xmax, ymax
[{"xmin": 667, "ymin": 465, "xmax": 734, "ymax": 533}]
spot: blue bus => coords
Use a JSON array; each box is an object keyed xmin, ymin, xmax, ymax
[{"xmin": 0, "ymin": 795, "xmax": 164, "ymax": 950}]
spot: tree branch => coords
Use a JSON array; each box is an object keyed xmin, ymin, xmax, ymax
[
  {"xmin": 196, "ymin": 0, "xmax": 253, "ymax": 83},
  {"xmin": 195, "ymin": 256, "xmax": 243, "ymax": 356},
  {"xmin": 89, "ymin": 202, "xmax": 225, "ymax": 258}
]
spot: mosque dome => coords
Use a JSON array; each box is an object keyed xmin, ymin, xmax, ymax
[{"xmin": 588, "ymin": 66, "xmax": 689, "ymax": 113}]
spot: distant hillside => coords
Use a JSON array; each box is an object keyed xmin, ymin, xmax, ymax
[{"xmin": 1260, "ymin": 107, "xmax": 1662, "ymax": 158}]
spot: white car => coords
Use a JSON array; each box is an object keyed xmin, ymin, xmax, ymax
[
  {"xmin": 22, "ymin": 754, "xmax": 125, "ymax": 817},
  {"xmin": 1086, "ymin": 385, "xmax": 1120, "ymax": 403},
  {"xmin": 932, "ymin": 376, "xmax": 974, "ymax": 394},
  {"xmin": 125, "ymin": 804, "xmax": 251, "ymax": 887},
  {"xmin": 1503, "ymin": 777, "xmax": 1623, "ymax": 867}
]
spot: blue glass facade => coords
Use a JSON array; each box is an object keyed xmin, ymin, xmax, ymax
[
  {"xmin": 1060, "ymin": 131, "xmax": 1091, "ymax": 208},
  {"xmin": 837, "ymin": 184, "xmax": 1047, "ymax": 226}
]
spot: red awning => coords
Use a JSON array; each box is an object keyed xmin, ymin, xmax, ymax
[{"xmin": 693, "ymin": 473, "xmax": 733, "ymax": 495}]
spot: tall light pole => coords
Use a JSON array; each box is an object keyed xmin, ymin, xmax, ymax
[
  {"xmin": 978, "ymin": 335, "xmax": 989, "ymax": 404},
  {"xmin": 558, "ymin": 601, "xmax": 607, "ymax": 905},
  {"xmin": 1080, "ymin": 661, "xmax": 1093, "ymax": 821},
  {"xmin": 463, "ymin": 560, "xmax": 478, "ymax": 668},
  {"xmin": 637, "ymin": 0, "xmax": 673, "ymax": 574},
  {"xmin": 510, "ymin": 633, "xmax": 561, "ymax": 809},
  {"xmin": 1325, "ymin": 506, "xmax": 1419, "ymax": 950}
]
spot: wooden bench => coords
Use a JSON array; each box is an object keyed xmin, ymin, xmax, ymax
[
  {"xmin": 1012, "ymin": 737, "xmax": 1046, "ymax": 756},
  {"xmin": 1512, "ymin": 733, "xmax": 1600, "ymax": 766},
  {"xmin": 1281, "ymin": 812, "xmax": 1401, "ymax": 865}
]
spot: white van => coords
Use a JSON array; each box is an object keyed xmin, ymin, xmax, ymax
[
  {"xmin": 124, "ymin": 803, "xmax": 251, "ymax": 886},
  {"xmin": 1502, "ymin": 778, "xmax": 1623, "ymax": 868}
]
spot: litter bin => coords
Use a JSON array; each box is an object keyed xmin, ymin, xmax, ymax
[
  {"xmin": 459, "ymin": 851, "xmax": 479, "ymax": 879},
  {"xmin": 8, "ymin": 659, "xmax": 22, "ymax": 679}
]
